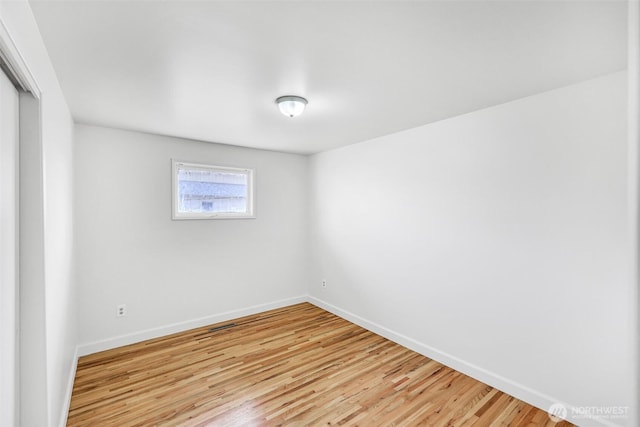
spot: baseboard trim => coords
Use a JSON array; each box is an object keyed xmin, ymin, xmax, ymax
[
  {"xmin": 70, "ymin": 294, "xmax": 621, "ymax": 427},
  {"xmin": 59, "ymin": 346, "xmax": 78, "ymax": 427},
  {"xmin": 307, "ymin": 296, "xmax": 622, "ymax": 427},
  {"xmin": 77, "ymin": 295, "xmax": 307, "ymax": 357}
]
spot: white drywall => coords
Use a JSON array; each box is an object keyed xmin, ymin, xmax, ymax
[
  {"xmin": 74, "ymin": 124, "xmax": 309, "ymax": 347},
  {"xmin": 309, "ymin": 71, "xmax": 633, "ymax": 427},
  {"xmin": 0, "ymin": 1, "xmax": 77, "ymax": 426}
]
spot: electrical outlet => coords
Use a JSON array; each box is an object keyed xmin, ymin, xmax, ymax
[
  {"xmin": 116, "ymin": 304, "xmax": 127, "ymax": 317},
  {"xmin": 322, "ymin": 279, "xmax": 327, "ymax": 288}
]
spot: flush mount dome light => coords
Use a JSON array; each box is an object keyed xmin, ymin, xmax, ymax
[{"xmin": 276, "ymin": 95, "xmax": 308, "ymax": 118}]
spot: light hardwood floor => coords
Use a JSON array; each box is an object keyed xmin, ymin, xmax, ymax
[{"xmin": 67, "ymin": 303, "xmax": 573, "ymax": 426}]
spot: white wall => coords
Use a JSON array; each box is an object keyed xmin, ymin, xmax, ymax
[
  {"xmin": 43, "ymin": 106, "xmax": 75, "ymax": 427},
  {"xmin": 0, "ymin": 1, "xmax": 76, "ymax": 426},
  {"xmin": 309, "ymin": 71, "xmax": 632, "ymax": 427},
  {"xmin": 74, "ymin": 124, "xmax": 309, "ymax": 348}
]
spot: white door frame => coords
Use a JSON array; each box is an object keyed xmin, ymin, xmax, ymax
[
  {"xmin": 0, "ymin": 16, "xmax": 42, "ymax": 427},
  {"xmin": 0, "ymin": 20, "xmax": 39, "ymax": 96},
  {"xmin": 0, "ymin": 50, "xmax": 20, "ymax": 427}
]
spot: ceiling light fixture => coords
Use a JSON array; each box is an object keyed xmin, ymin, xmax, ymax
[{"xmin": 276, "ymin": 95, "xmax": 308, "ymax": 118}]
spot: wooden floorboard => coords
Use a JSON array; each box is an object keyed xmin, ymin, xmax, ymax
[{"xmin": 67, "ymin": 303, "xmax": 573, "ymax": 426}]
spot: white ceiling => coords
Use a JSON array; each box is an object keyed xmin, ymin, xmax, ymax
[{"xmin": 30, "ymin": 0, "xmax": 626, "ymax": 155}]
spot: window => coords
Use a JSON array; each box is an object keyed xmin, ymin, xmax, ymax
[{"xmin": 172, "ymin": 160, "xmax": 254, "ymax": 219}]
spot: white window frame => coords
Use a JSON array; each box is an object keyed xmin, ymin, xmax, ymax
[{"xmin": 172, "ymin": 160, "xmax": 255, "ymax": 220}]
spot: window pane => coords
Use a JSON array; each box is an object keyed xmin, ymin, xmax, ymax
[{"xmin": 177, "ymin": 167, "xmax": 249, "ymax": 215}]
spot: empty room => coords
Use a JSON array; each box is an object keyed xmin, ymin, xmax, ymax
[{"xmin": 0, "ymin": 0, "xmax": 638, "ymax": 426}]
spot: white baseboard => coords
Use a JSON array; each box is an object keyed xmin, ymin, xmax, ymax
[
  {"xmin": 307, "ymin": 296, "xmax": 623, "ymax": 427},
  {"xmin": 69, "ymin": 294, "xmax": 622, "ymax": 427},
  {"xmin": 59, "ymin": 346, "xmax": 78, "ymax": 427},
  {"xmin": 77, "ymin": 295, "xmax": 307, "ymax": 357}
]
